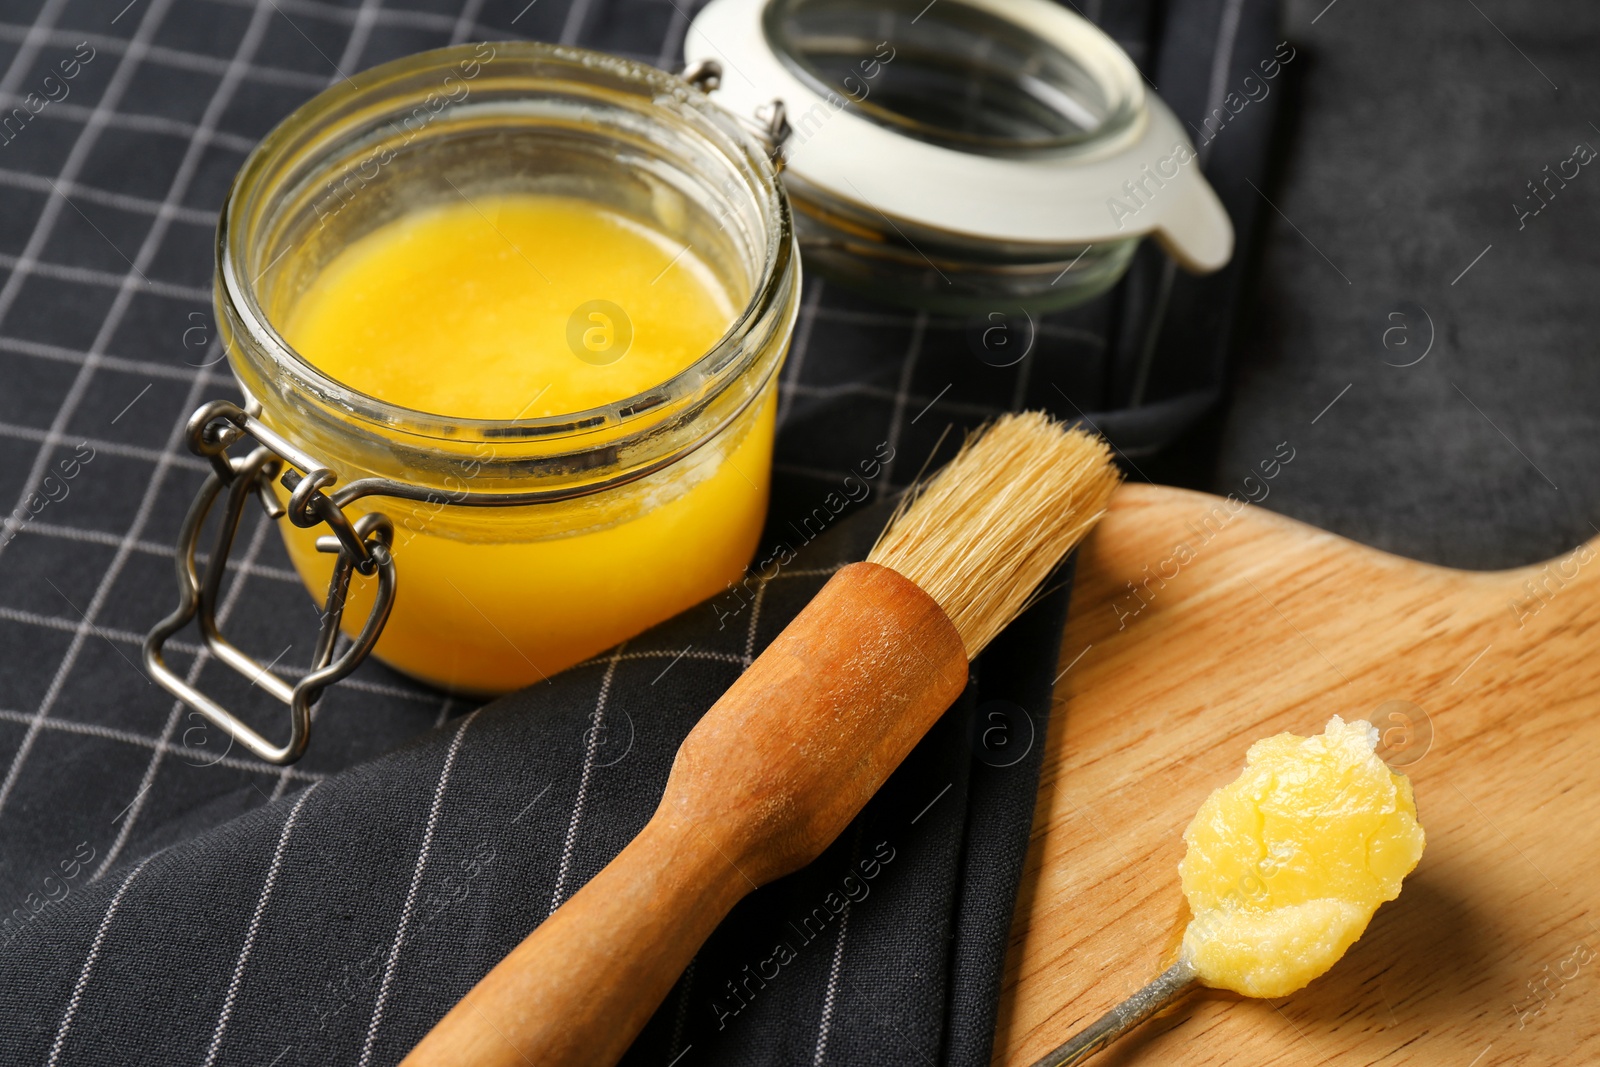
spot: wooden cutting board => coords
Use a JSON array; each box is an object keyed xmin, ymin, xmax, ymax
[{"xmin": 995, "ymin": 484, "xmax": 1600, "ymax": 1066}]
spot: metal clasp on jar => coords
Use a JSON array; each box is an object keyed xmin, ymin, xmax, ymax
[
  {"xmin": 142, "ymin": 400, "xmax": 397, "ymax": 765},
  {"xmin": 682, "ymin": 58, "xmax": 793, "ymax": 167},
  {"xmin": 145, "ymin": 377, "xmax": 766, "ymax": 763}
]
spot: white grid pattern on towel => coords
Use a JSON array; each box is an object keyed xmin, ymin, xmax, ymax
[
  {"xmin": 0, "ymin": 0, "xmax": 957, "ymax": 859},
  {"xmin": 0, "ymin": 12, "xmax": 1056, "ymax": 1044},
  {"xmin": 0, "ymin": 1, "xmax": 1222, "ymax": 1062}
]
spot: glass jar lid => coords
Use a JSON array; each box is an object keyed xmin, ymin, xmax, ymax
[{"xmin": 687, "ymin": 0, "xmax": 1233, "ymax": 283}]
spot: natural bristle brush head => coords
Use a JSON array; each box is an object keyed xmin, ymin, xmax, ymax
[{"xmin": 869, "ymin": 412, "xmax": 1122, "ymax": 659}]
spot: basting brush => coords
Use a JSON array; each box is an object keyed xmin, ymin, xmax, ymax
[{"xmin": 402, "ymin": 411, "xmax": 1122, "ymax": 1067}]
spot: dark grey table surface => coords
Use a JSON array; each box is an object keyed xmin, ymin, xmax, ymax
[{"xmin": 1156, "ymin": 0, "xmax": 1600, "ymax": 571}]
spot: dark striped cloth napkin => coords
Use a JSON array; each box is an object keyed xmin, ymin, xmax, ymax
[
  {"xmin": 0, "ymin": 0, "xmax": 1285, "ymax": 1063},
  {"xmin": 1, "ymin": 500, "xmax": 1070, "ymax": 1067}
]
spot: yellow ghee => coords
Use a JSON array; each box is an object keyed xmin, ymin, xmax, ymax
[
  {"xmin": 276, "ymin": 194, "xmax": 774, "ymax": 693},
  {"xmin": 1178, "ymin": 715, "xmax": 1426, "ymax": 998}
]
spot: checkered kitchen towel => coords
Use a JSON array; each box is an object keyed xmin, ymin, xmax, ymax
[
  {"xmin": 0, "ymin": 0, "xmax": 1283, "ymax": 1063},
  {"xmin": 2, "ymin": 497, "xmax": 1075, "ymax": 1067}
]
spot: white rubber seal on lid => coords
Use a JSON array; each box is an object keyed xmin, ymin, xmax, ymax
[{"xmin": 686, "ymin": 0, "xmax": 1234, "ymax": 272}]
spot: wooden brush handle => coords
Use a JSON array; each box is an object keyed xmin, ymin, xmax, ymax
[{"xmin": 403, "ymin": 562, "xmax": 969, "ymax": 1067}]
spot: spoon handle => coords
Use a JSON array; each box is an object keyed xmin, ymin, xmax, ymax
[{"xmin": 1027, "ymin": 960, "xmax": 1199, "ymax": 1067}]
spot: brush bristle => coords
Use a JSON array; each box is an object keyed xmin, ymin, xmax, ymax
[{"xmin": 867, "ymin": 412, "xmax": 1121, "ymax": 659}]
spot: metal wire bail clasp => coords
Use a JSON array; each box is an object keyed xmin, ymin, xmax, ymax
[
  {"xmin": 142, "ymin": 400, "xmax": 398, "ymax": 764},
  {"xmin": 681, "ymin": 58, "xmax": 792, "ymax": 167}
]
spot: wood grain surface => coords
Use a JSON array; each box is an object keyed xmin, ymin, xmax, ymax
[{"xmin": 996, "ymin": 484, "xmax": 1600, "ymax": 1066}]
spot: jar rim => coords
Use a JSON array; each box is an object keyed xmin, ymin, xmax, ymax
[
  {"xmin": 760, "ymin": 0, "xmax": 1145, "ymax": 156},
  {"xmin": 217, "ymin": 40, "xmax": 795, "ymax": 448}
]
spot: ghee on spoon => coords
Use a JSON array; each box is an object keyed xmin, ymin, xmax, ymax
[{"xmin": 1031, "ymin": 716, "xmax": 1427, "ymax": 1066}]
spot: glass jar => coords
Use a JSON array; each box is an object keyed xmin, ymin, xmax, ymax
[{"xmin": 150, "ymin": 42, "xmax": 798, "ymax": 745}]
